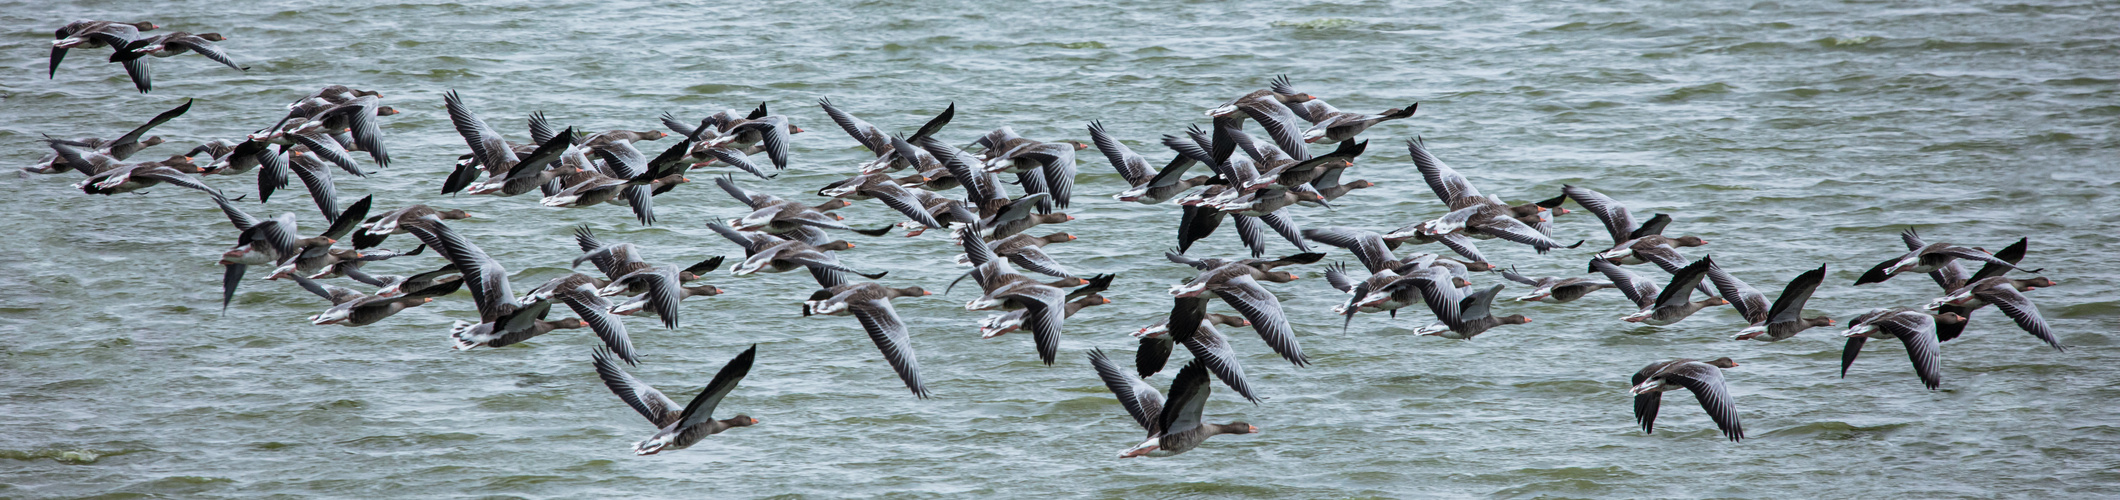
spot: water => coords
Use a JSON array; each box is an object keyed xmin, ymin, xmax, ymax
[{"xmin": 4, "ymin": 0, "xmax": 2118, "ymax": 497}]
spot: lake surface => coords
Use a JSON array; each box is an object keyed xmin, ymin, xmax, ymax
[{"xmin": 3, "ymin": 0, "xmax": 2118, "ymax": 497}]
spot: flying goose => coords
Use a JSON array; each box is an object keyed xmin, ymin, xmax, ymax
[
  {"xmin": 1708, "ymin": 263, "xmax": 1832, "ymax": 341},
  {"xmin": 1856, "ymin": 228, "xmax": 2035, "ymax": 286},
  {"xmin": 1089, "ymin": 351, "xmax": 1258, "ymax": 458},
  {"xmin": 1590, "ymin": 257, "xmax": 1726, "ymax": 326},
  {"xmin": 1841, "ymin": 308, "xmax": 1961, "ymax": 390},
  {"xmin": 1630, "ymin": 357, "xmax": 1743, "ymax": 442},
  {"xmin": 802, "ymin": 282, "xmax": 933, "ymax": 398},
  {"xmin": 593, "ymin": 345, "xmax": 758, "ymax": 455}
]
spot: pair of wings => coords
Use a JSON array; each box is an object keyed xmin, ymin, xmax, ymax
[
  {"xmin": 1633, "ymin": 361, "xmax": 1743, "ymax": 441},
  {"xmin": 1089, "ymin": 350, "xmax": 1217, "ymax": 440},
  {"xmin": 593, "ymin": 345, "xmax": 756, "ymax": 432}
]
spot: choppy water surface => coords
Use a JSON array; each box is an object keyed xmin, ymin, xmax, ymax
[{"xmin": 4, "ymin": 0, "xmax": 2119, "ymax": 497}]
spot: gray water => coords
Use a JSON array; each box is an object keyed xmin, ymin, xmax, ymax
[{"xmin": 4, "ymin": 0, "xmax": 2119, "ymax": 498}]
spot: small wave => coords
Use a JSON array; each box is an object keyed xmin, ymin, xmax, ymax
[
  {"xmin": 1541, "ymin": 20, "xmax": 1649, "ymax": 34},
  {"xmin": 1272, "ymin": 18, "xmax": 1362, "ymax": 30},
  {"xmin": 1760, "ymin": 420, "xmax": 1911, "ymax": 440},
  {"xmin": 1491, "ymin": 479, "xmax": 1614, "ymax": 498},
  {"xmin": 0, "ymin": 447, "xmax": 141, "ymax": 464},
  {"xmin": 1816, "ymin": 35, "xmax": 1876, "ymax": 47},
  {"xmin": 1651, "ymin": 82, "xmax": 1736, "ymax": 103}
]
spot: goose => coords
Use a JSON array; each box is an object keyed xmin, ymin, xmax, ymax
[
  {"xmin": 1292, "ymin": 99, "xmax": 1417, "ymax": 144},
  {"xmin": 1131, "ymin": 296, "xmax": 1263, "ymax": 402},
  {"xmin": 186, "ymin": 139, "xmax": 267, "ymax": 176},
  {"xmin": 55, "ymin": 144, "xmax": 216, "ymax": 196},
  {"xmin": 545, "ymin": 138, "xmax": 695, "ymax": 225},
  {"xmin": 569, "ymin": 225, "xmax": 725, "ymax": 320},
  {"xmin": 815, "ymin": 169, "xmax": 946, "ymax": 231},
  {"xmin": 107, "ymin": 32, "xmax": 245, "ymax": 92},
  {"xmin": 1089, "ymin": 121, "xmax": 1213, "ymax": 205},
  {"xmin": 707, "ymin": 221, "xmax": 882, "ymax": 289},
  {"xmin": 1629, "ymin": 357, "xmax": 1743, "ymax": 441},
  {"xmin": 1089, "ymin": 352, "xmax": 1258, "ymax": 458},
  {"xmin": 591, "ymin": 257, "xmax": 728, "ymax": 323},
  {"xmin": 287, "ymin": 274, "xmax": 452, "ymax": 327},
  {"xmin": 581, "ymin": 129, "xmax": 669, "ymax": 147},
  {"xmin": 1909, "ymin": 234, "xmax": 2028, "ymax": 342},
  {"xmin": 973, "ymin": 126, "xmax": 1083, "ymax": 212},
  {"xmin": 1925, "ymin": 276, "xmax": 2062, "ymax": 351},
  {"xmin": 1406, "ymin": 280, "xmax": 1531, "ymax": 340},
  {"xmin": 261, "ymin": 85, "xmax": 383, "ymax": 133},
  {"xmin": 1132, "ymin": 313, "xmax": 1250, "ymax": 339},
  {"xmin": 352, "ymin": 204, "xmax": 471, "ymax": 249},
  {"xmin": 569, "ymin": 225, "xmax": 669, "ymax": 290},
  {"xmin": 258, "ymin": 121, "xmax": 371, "ymax": 178},
  {"xmin": 401, "ymin": 218, "xmax": 585, "ymax": 352},
  {"xmin": 817, "ymin": 98, "xmax": 954, "ymax": 173},
  {"xmin": 1564, "ymin": 185, "xmax": 1709, "ymax": 277},
  {"xmin": 442, "ymin": 90, "xmax": 576, "ymax": 196},
  {"xmin": 1408, "ymin": 196, "xmax": 1572, "ymax": 254},
  {"xmin": 658, "ymin": 111, "xmax": 775, "ymax": 179},
  {"xmin": 373, "ymin": 264, "xmax": 463, "ymax": 298},
  {"xmin": 1167, "ymin": 251, "xmax": 1311, "ymax": 366},
  {"xmin": 980, "ymin": 294, "xmax": 1108, "ymax": 339},
  {"xmin": 593, "ymin": 345, "xmax": 758, "ymax": 455},
  {"xmin": 1841, "ymin": 308, "xmax": 1961, "ymax": 390},
  {"xmin": 1591, "ymin": 257, "xmax": 1726, "ymax": 326},
  {"xmin": 1374, "ymin": 221, "xmax": 1491, "ymax": 264},
  {"xmin": 50, "ymin": 20, "xmax": 158, "ymax": 92},
  {"xmin": 1501, "ymin": 266, "xmax": 1615, "ymax": 303},
  {"xmin": 1132, "ymin": 309, "xmax": 1251, "ymax": 381},
  {"xmin": 919, "ymin": 137, "xmax": 1077, "ymax": 240},
  {"xmin": 28, "ymin": 98, "xmax": 189, "ymax": 174},
  {"xmin": 50, "ymin": 20, "xmax": 158, "ymax": 75},
  {"xmin": 1206, "ymin": 75, "xmax": 1316, "ymax": 158},
  {"xmin": 261, "ymin": 209, "xmax": 414, "ymax": 282},
  {"xmin": 1407, "ymin": 137, "xmax": 1499, "ymax": 210},
  {"xmin": 1339, "ymin": 262, "xmax": 1474, "ymax": 331},
  {"xmin": 591, "ymin": 265, "xmax": 695, "ymax": 330},
  {"xmin": 888, "ymin": 189, "xmax": 979, "ymax": 237},
  {"xmin": 284, "ymin": 94, "xmax": 389, "ymax": 168},
  {"xmin": 1170, "ymin": 123, "xmax": 1312, "ymax": 256},
  {"xmin": 801, "ymin": 283, "xmax": 932, "ymax": 397},
  {"xmin": 608, "ymin": 279, "xmax": 723, "ymax": 320},
  {"xmin": 958, "ymin": 224, "xmax": 1071, "ymax": 365},
  {"xmin": 1709, "ymin": 263, "xmax": 1833, "ymax": 341},
  {"xmin": 207, "ymin": 193, "xmax": 362, "ymax": 312},
  {"xmin": 1856, "ymin": 228, "xmax": 2035, "ymax": 286},
  {"xmin": 717, "ymin": 175, "xmax": 872, "ymax": 236},
  {"xmin": 954, "ymin": 232, "xmax": 1076, "ymax": 278},
  {"xmin": 302, "ymin": 245, "xmax": 422, "ymax": 285},
  {"xmin": 697, "ymin": 102, "xmax": 799, "ymax": 171},
  {"xmin": 1311, "ymin": 172, "xmax": 1375, "ymax": 202}
]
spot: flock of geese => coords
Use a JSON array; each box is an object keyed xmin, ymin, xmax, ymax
[{"xmin": 32, "ymin": 18, "xmax": 2069, "ymax": 457}]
